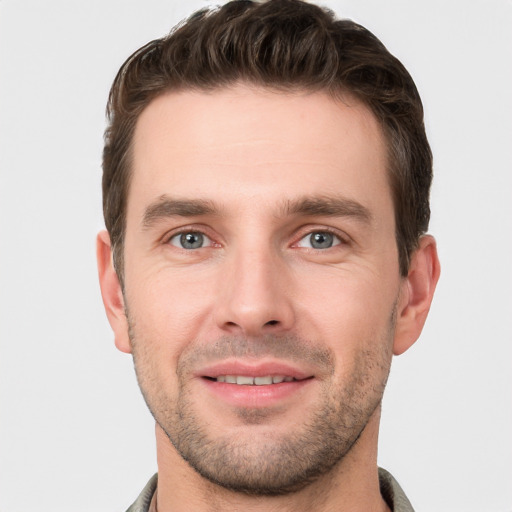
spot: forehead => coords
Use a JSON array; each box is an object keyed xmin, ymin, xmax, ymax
[{"xmin": 129, "ymin": 85, "xmax": 391, "ymax": 220}]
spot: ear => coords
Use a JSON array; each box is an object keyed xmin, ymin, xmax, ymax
[
  {"xmin": 393, "ymin": 235, "xmax": 440, "ymax": 355},
  {"xmin": 96, "ymin": 230, "xmax": 131, "ymax": 354}
]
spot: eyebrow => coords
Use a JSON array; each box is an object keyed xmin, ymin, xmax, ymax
[
  {"xmin": 142, "ymin": 196, "xmax": 219, "ymax": 229},
  {"xmin": 281, "ymin": 196, "xmax": 372, "ymax": 223},
  {"xmin": 141, "ymin": 194, "xmax": 372, "ymax": 229}
]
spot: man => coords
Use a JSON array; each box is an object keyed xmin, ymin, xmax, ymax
[{"xmin": 97, "ymin": 0, "xmax": 440, "ymax": 510}]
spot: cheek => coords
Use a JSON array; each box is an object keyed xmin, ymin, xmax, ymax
[
  {"xmin": 297, "ymin": 265, "xmax": 398, "ymax": 328},
  {"xmin": 294, "ymin": 267, "xmax": 397, "ymax": 365},
  {"xmin": 125, "ymin": 267, "xmax": 217, "ymax": 356}
]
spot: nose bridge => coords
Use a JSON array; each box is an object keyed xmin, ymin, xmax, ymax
[{"xmin": 215, "ymin": 238, "xmax": 294, "ymax": 336}]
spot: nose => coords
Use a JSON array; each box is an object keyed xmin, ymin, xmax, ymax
[{"xmin": 214, "ymin": 246, "xmax": 295, "ymax": 337}]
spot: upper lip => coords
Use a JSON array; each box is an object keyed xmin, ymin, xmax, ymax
[{"xmin": 196, "ymin": 359, "xmax": 313, "ymax": 380}]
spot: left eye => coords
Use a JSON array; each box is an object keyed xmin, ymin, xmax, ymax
[
  {"xmin": 168, "ymin": 231, "xmax": 212, "ymax": 250},
  {"xmin": 296, "ymin": 231, "xmax": 341, "ymax": 249}
]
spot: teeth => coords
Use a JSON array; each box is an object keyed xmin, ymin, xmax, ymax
[
  {"xmin": 254, "ymin": 376, "xmax": 272, "ymax": 385},
  {"xmin": 236, "ymin": 376, "xmax": 254, "ymax": 385},
  {"xmin": 215, "ymin": 375, "xmax": 293, "ymax": 385}
]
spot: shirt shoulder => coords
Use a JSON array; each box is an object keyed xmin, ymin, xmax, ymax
[
  {"xmin": 379, "ymin": 467, "xmax": 415, "ymax": 512},
  {"xmin": 125, "ymin": 474, "xmax": 158, "ymax": 512}
]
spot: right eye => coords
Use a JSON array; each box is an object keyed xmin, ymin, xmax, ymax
[{"xmin": 168, "ymin": 231, "xmax": 213, "ymax": 250}]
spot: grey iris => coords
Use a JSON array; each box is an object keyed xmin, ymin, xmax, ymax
[
  {"xmin": 310, "ymin": 232, "xmax": 334, "ymax": 249},
  {"xmin": 181, "ymin": 232, "xmax": 204, "ymax": 249}
]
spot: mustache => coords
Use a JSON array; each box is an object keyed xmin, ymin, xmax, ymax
[{"xmin": 177, "ymin": 334, "xmax": 335, "ymax": 374}]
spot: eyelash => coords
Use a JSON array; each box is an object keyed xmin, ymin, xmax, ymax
[
  {"xmin": 164, "ymin": 227, "xmax": 218, "ymax": 250},
  {"xmin": 292, "ymin": 228, "xmax": 349, "ymax": 250}
]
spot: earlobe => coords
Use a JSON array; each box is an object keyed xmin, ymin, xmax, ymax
[
  {"xmin": 96, "ymin": 230, "xmax": 132, "ymax": 354},
  {"xmin": 393, "ymin": 235, "xmax": 441, "ymax": 355}
]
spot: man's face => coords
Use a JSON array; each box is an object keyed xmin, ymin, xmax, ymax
[{"xmin": 121, "ymin": 85, "xmax": 405, "ymax": 494}]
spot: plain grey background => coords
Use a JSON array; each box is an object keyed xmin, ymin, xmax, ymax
[{"xmin": 1, "ymin": 1, "xmax": 511, "ymax": 510}]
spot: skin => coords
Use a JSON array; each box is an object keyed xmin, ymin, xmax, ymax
[{"xmin": 97, "ymin": 85, "xmax": 440, "ymax": 512}]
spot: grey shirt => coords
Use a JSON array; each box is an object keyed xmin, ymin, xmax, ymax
[{"xmin": 126, "ymin": 468, "xmax": 414, "ymax": 511}]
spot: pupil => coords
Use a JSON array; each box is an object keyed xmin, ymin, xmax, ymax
[
  {"xmin": 181, "ymin": 232, "xmax": 203, "ymax": 249},
  {"xmin": 311, "ymin": 232, "xmax": 333, "ymax": 249}
]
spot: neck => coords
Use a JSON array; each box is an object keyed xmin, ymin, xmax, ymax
[{"xmin": 154, "ymin": 407, "xmax": 390, "ymax": 512}]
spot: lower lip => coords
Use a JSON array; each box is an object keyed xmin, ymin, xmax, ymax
[{"xmin": 200, "ymin": 378, "xmax": 312, "ymax": 408}]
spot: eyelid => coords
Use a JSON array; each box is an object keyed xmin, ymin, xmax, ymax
[
  {"xmin": 162, "ymin": 225, "xmax": 221, "ymax": 248},
  {"xmin": 168, "ymin": 232, "xmax": 213, "ymax": 249},
  {"xmin": 291, "ymin": 226, "xmax": 350, "ymax": 249}
]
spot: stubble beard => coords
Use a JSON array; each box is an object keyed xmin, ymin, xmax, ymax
[{"xmin": 128, "ymin": 320, "xmax": 395, "ymax": 496}]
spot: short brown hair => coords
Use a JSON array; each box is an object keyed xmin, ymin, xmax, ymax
[{"xmin": 103, "ymin": 0, "xmax": 432, "ymax": 281}]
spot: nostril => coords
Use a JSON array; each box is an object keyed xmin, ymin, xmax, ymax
[{"xmin": 265, "ymin": 320, "xmax": 279, "ymax": 326}]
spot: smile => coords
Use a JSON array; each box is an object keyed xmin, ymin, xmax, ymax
[
  {"xmin": 199, "ymin": 365, "xmax": 315, "ymax": 408},
  {"xmin": 209, "ymin": 375, "xmax": 296, "ymax": 385}
]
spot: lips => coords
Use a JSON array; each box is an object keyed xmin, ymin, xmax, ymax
[{"xmin": 196, "ymin": 360, "xmax": 314, "ymax": 408}]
